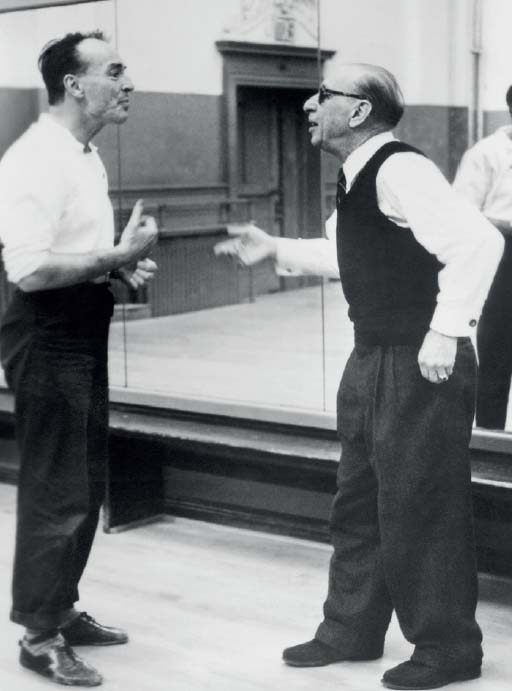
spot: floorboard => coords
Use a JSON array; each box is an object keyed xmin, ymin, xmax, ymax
[{"xmin": 0, "ymin": 483, "xmax": 510, "ymax": 690}]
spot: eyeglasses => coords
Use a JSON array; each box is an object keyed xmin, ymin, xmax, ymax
[{"xmin": 318, "ymin": 84, "xmax": 368, "ymax": 105}]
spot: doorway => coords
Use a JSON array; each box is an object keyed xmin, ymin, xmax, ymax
[{"xmin": 236, "ymin": 85, "xmax": 322, "ymax": 295}]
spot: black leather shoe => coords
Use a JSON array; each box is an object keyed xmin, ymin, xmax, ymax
[
  {"xmin": 20, "ymin": 636, "xmax": 103, "ymax": 686},
  {"xmin": 61, "ymin": 612, "xmax": 128, "ymax": 647},
  {"xmin": 282, "ymin": 638, "xmax": 382, "ymax": 667},
  {"xmin": 382, "ymin": 659, "xmax": 481, "ymax": 689}
]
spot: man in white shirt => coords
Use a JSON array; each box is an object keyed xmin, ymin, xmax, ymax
[
  {"xmin": 215, "ymin": 61, "xmax": 503, "ymax": 690},
  {"xmin": 453, "ymin": 86, "xmax": 512, "ymax": 429},
  {"xmin": 0, "ymin": 31, "xmax": 158, "ymax": 686}
]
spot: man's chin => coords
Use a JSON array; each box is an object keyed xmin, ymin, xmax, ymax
[
  {"xmin": 309, "ymin": 132, "xmax": 321, "ymax": 147},
  {"xmin": 108, "ymin": 111, "xmax": 129, "ymax": 125}
]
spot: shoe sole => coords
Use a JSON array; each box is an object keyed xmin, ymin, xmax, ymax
[
  {"xmin": 283, "ymin": 658, "xmax": 345, "ymax": 667},
  {"xmin": 284, "ymin": 653, "xmax": 382, "ymax": 668},
  {"xmin": 381, "ymin": 667, "xmax": 481, "ymax": 690}
]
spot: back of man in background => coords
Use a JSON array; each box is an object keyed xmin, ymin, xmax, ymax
[
  {"xmin": 0, "ymin": 31, "xmax": 157, "ymax": 687},
  {"xmin": 453, "ymin": 85, "xmax": 512, "ymax": 430}
]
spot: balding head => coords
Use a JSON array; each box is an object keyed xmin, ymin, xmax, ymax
[
  {"xmin": 325, "ymin": 61, "xmax": 405, "ymax": 130},
  {"xmin": 38, "ymin": 30, "xmax": 107, "ymax": 105}
]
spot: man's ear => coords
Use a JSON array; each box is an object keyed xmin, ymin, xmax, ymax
[
  {"xmin": 63, "ymin": 74, "xmax": 83, "ymax": 99},
  {"xmin": 349, "ymin": 100, "xmax": 372, "ymax": 128}
]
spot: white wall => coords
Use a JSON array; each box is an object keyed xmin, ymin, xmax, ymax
[
  {"xmin": 117, "ymin": 0, "xmax": 474, "ymax": 103},
  {"xmin": 480, "ymin": 0, "xmax": 512, "ymax": 111},
  {"xmin": 320, "ymin": 0, "xmax": 471, "ymax": 107},
  {"xmin": 115, "ymin": 0, "xmax": 239, "ymax": 95},
  {"xmin": 0, "ymin": 0, "xmax": 115, "ymax": 88},
  {"xmin": 0, "ymin": 0, "xmax": 482, "ymax": 109}
]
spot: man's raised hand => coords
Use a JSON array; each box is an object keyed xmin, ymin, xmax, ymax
[
  {"xmin": 214, "ymin": 223, "xmax": 277, "ymax": 266},
  {"xmin": 119, "ymin": 199, "xmax": 158, "ymax": 262}
]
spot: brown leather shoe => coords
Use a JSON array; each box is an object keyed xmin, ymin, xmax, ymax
[
  {"xmin": 61, "ymin": 612, "xmax": 128, "ymax": 647},
  {"xmin": 20, "ymin": 635, "xmax": 102, "ymax": 686},
  {"xmin": 282, "ymin": 638, "xmax": 382, "ymax": 667}
]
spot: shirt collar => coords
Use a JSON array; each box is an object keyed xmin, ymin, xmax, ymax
[
  {"xmin": 343, "ymin": 130, "xmax": 396, "ymax": 190},
  {"xmin": 38, "ymin": 113, "xmax": 98, "ymax": 154}
]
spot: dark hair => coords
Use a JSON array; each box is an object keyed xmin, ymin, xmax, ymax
[
  {"xmin": 506, "ymin": 85, "xmax": 512, "ymax": 110},
  {"xmin": 354, "ymin": 64, "xmax": 405, "ymax": 128},
  {"xmin": 38, "ymin": 30, "xmax": 106, "ymax": 105}
]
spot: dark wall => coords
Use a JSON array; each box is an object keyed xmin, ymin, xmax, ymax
[
  {"xmin": 484, "ymin": 110, "xmax": 510, "ymax": 136},
  {"xmin": 396, "ymin": 105, "xmax": 468, "ymax": 181},
  {"xmin": 95, "ymin": 92, "xmax": 226, "ymax": 188},
  {"xmin": 0, "ymin": 89, "xmax": 473, "ymax": 188},
  {"xmin": 0, "ymin": 88, "xmax": 39, "ymax": 158}
]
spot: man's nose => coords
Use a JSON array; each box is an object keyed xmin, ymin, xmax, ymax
[
  {"xmin": 122, "ymin": 74, "xmax": 134, "ymax": 92},
  {"xmin": 303, "ymin": 93, "xmax": 318, "ymax": 112}
]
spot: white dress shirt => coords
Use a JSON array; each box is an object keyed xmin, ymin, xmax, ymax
[
  {"xmin": 0, "ymin": 113, "xmax": 114, "ymax": 285},
  {"xmin": 453, "ymin": 126, "xmax": 512, "ymax": 222},
  {"xmin": 276, "ymin": 131, "xmax": 504, "ymax": 337}
]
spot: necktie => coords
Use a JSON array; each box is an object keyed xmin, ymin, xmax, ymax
[{"xmin": 336, "ymin": 167, "xmax": 347, "ymax": 209}]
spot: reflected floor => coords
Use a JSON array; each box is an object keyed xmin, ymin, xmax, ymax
[
  {"xmin": 109, "ymin": 282, "xmax": 512, "ymax": 431},
  {"xmin": 109, "ymin": 282, "xmax": 352, "ymax": 412}
]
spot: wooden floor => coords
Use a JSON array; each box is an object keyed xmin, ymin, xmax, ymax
[{"xmin": 0, "ymin": 485, "xmax": 511, "ymax": 690}]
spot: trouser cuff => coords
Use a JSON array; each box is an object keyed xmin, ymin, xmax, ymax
[{"xmin": 11, "ymin": 606, "xmax": 77, "ymax": 630}]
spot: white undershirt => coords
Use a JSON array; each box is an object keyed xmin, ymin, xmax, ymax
[
  {"xmin": 276, "ymin": 131, "xmax": 504, "ymax": 337},
  {"xmin": 0, "ymin": 113, "xmax": 114, "ymax": 285}
]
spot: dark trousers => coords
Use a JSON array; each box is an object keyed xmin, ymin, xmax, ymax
[
  {"xmin": 0, "ymin": 284, "xmax": 113, "ymax": 630},
  {"xmin": 315, "ymin": 340, "xmax": 482, "ymax": 668},
  {"xmin": 476, "ymin": 237, "xmax": 512, "ymax": 429}
]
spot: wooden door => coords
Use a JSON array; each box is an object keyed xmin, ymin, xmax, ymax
[
  {"xmin": 236, "ymin": 86, "xmax": 321, "ymax": 296},
  {"xmin": 277, "ymin": 89, "xmax": 322, "ymax": 290}
]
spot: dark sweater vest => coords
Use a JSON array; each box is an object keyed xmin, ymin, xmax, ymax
[{"xmin": 336, "ymin": 141, "xmax": 442, "ymax": 346}]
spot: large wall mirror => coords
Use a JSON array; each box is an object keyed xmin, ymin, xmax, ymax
[
  {"xmin": 115, "ymin": 0, "xmax": 328, "ymax": 413},
  {"xmin": 1, "ymin": 0, "xmax": 512, "ymax": 433}
]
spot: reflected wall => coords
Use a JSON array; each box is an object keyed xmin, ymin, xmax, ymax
[{"xmin": 113, "ymin": 0, "xmax": 328, "ymax": 411}]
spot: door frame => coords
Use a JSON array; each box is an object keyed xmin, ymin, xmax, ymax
[{"xmin": 216, "ymin": 41, "xmax": 334, "ymax": 200}]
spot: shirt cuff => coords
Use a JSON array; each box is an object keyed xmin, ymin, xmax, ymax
[
  {"xmin": 275, "ymin": 238, "xmax": 306, "ymax": 276},
  {"xmin": 429, "ymin": 304, "xmax": 479, "ymax": 338}
]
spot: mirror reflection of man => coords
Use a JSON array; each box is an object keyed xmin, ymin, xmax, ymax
[
  {"xmin": 453, "ymin": 86, "xmax": 512, "ymax": 430},
  {"xmin": 0, "ymin": 32, "xmax": 158, "ymax": 687},
  {"xmin": 215, "ymin": 61, "xmax": 503, "ymax": 690}
]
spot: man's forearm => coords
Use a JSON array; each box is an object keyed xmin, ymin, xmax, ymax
[
  {"xmin": 275, "ymin": 237, "xmax": 339, "ymax": 278},
  {"xmin": 17, "ymin": 246, "xmax": 130, "ymax": 292}
]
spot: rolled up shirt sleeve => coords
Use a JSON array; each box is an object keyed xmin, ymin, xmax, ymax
[
  {"xmin": 0, "ymin": 160, "xmax": 62, "ymax": 285},
  {"xmin": 0, "ymin": 194, "xmax": 57, "ymax": 284},
  {"xmin": 379, "ymin": 153, "xmax": 504, "ymax": 337},
  {"xmin": 275, "ymin": 210, "xmax": 339, "ymax": 278}
]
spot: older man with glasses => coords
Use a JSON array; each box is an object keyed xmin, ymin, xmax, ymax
[{"xmin": 215, "ymin": 60, "xmax": 503, "ymax": 689}]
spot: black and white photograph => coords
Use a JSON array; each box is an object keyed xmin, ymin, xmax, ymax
[{"xmin": 0, "ymin": 0, "xmax": 511, "ymax": 689}]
